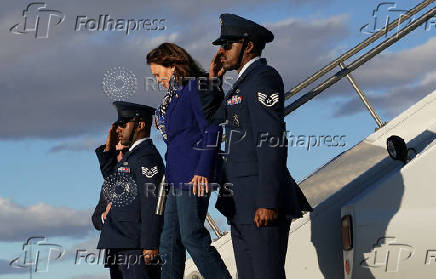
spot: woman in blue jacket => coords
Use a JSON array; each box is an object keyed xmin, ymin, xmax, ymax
[{"xmin": 146, "ymin": 43, "xmax": 230, "ymax": 279}]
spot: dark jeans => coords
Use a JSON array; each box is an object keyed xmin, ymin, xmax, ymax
[{"xmin": 160, "ymin": 188, "xmax": 230, "ymax": 279}]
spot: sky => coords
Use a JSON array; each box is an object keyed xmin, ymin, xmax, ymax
[{"xmin": 0, "ymin": 0, "xmax": 435, "ymax": 278}]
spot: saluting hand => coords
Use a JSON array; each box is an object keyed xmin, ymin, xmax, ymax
[
  {"xmin": 191, "ymin": 175, "xmax": 209, "ymax": 197},
  {"xmin": 104, "ymin": 124, "xmax": 118, "ymax": 151},
  {"xmin": 254, "ymin": 208, "xmax": 278, "ymax": 227},
  {"xmin": 209, "ymin": 49, "xmax": 226, "ymax": 79}
]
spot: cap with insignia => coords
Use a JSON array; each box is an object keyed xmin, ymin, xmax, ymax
[
  {"xmin": 113, "ymin": 101, "xmax": 156, "ymax": 124},
  {"xmin": 212, "ymin": 14, "xmax": 274, "ymax": 46}
]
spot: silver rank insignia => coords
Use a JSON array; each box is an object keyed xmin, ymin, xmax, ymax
[
  {"xmin": 232, "ymin": 113, "xmax": 240, "ymax": 127},
  {"xmin": 142, "ymin": 166, "xmax": 158, "ymax": 178},
  {"xmin": 257, "ymin": 92, "xmax": 279, "ymax": 107}
]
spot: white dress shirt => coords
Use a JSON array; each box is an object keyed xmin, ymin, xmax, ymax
[
  {"xmin": 237, "ymin": 56, "xmax": 261, "ymax": 80},
  {"xmin": 129, "ymin": 138, "xmax": 149, "ymax": 151}
]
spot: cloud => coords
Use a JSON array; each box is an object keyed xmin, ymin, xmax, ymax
[
  {"xmin": 333, "ymin": 69, "xmax": 436, "ymax": 118},
  {"xmin": 3, "ymin": 0, "xmax": 433, "ymax": 138},
  {"xmin": 320, "ymin": 36, "xmax": 436, "ymax": 99},
  {"xmin": 0, "ymin": 0, "xmax": 341, "ymax": 140},
  {"xmin": 349, "ymin": 37, "xmax": 436, "ymax": 91},
  {"xmin": 0, "ymin": 197, "xmax": 93, "ymax": 242},
  {"xmin": 49, "ymin": 137, "xmax": 103, "ymax": 152},
  {"xmin": 265, "ymin": 15, "xmax": 350, "ymax": 90}
]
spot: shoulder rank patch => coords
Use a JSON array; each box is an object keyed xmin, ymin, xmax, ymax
[
  {"xmin": 227, "ymin": 95, "xmax": 242, "ymax": 106},
  {"xmin": 257, "ymin": 92, "xmax": 279, "ymax": 107},
  {"xmin": 142, "ymin": 166, "xmax": 158, "ymax": 178}
]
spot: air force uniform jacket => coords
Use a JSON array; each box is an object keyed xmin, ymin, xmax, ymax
[
  {"xmin": 216, "ymin": 58, "xmax": 312, "ymax": 224},
  {"xmin": 94, "ymin": 139, "xmax": 165, "ymax": 250}
]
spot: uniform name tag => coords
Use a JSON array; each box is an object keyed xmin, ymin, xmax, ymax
[
  {"xmin": 117, "ymin": 167, "xmax": 131, "ymax": 173},
  {"xmin": 227, "ymin": 95, "xmax": 242, "ymax": 106}
]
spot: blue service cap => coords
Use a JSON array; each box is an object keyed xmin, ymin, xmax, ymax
[
  {"xmin": 212, "ymin": 14, "xmax": 274, "ymax": 46},
  {"xmin": 113, "ymin": 101, "xmax": 156, "ymax": 122}
]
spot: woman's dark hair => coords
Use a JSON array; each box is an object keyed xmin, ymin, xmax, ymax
[{"xmin": 146, "ymin": 43, "xmax": 207, "ymax": 84}]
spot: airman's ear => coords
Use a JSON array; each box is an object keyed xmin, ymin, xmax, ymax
[
  {"xmin": 245, "ymin": 41, "xmax": 255, "ymax": 54},
  {"xmin": 137, "ymin": 121, "xmax": 146, "ymax": 131}
]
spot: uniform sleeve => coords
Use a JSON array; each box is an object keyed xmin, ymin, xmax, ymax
[
  {"xmin": 95, "ymin": 145, "xmax": 118, "ymax": 178},
  {"xmin": 190, "ymin": 80, "xmax": 223, "ymax": 179},
  {"xmin": 246, "ymin": 69, "xmax": 286, "ymax": 209},
  {"xmin": 91, "ymin": 188, "xmax": 107, "ymax": 231},
  {"xmin": 135, "ymin": 155, "xmax": 165, "ymax": 250}
]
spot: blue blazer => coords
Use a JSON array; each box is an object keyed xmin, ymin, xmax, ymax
[{"xmin": 164, "ymin": 78, "xmax": 223, "ymax": 189}]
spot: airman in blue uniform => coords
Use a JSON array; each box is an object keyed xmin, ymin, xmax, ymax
[
  {"xmin": 93, "ymin": 101, "xmax": 165, "ymax": 279},
  {"xmin": 209, "ymin": 14, "xmax": 313, "ymax": 279}
]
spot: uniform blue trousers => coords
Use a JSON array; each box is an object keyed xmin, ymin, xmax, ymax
[
  {"xmin": 160, "ymin": 188, "xmax": 230, "ymax": 279},
  {"xmin": 109, "ymin": 265, "xmax": 123, "ymax": 279},
  {"xmin": 110, "ymin": 249, "xmax": 160, "ymax": 279},
  {"xmin": 231, "ymin": 219, "xmax": 291, "ymax": 279}
]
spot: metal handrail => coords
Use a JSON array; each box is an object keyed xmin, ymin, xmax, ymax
[
  {"xmin": 285, "ymin": 5, "xmax": 435, "ymax": 116},
  {"xmin": 206, "ymin": 213, "xmax": 225, "ymax": 238},
  {"xmin": 285, "ymin": 0, "xmax": 435, "ymax": 100},
  {"xmin": 339, "ymin": 62, "xmax": 384, "ymax": 128}
]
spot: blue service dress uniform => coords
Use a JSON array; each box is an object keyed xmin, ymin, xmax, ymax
[
  {"xmin": 92, "ymin": 185, "xmax": 123, "ymax": 279},
  {"xmin": 216, "ymin": 58, "xmax": 312, "ymax": 279},
  {"xmin": 94, "ymin": 138, "xmax": 165, "ymax": 279}
]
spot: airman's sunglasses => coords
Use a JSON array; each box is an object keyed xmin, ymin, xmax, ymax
[
  {"xmin": 114, "ymin": 120, "xmax": 133, "ymax": 129},
  {"xmin": 221, "ymin": 40, "xmax": 243, "ymax": 50}
]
